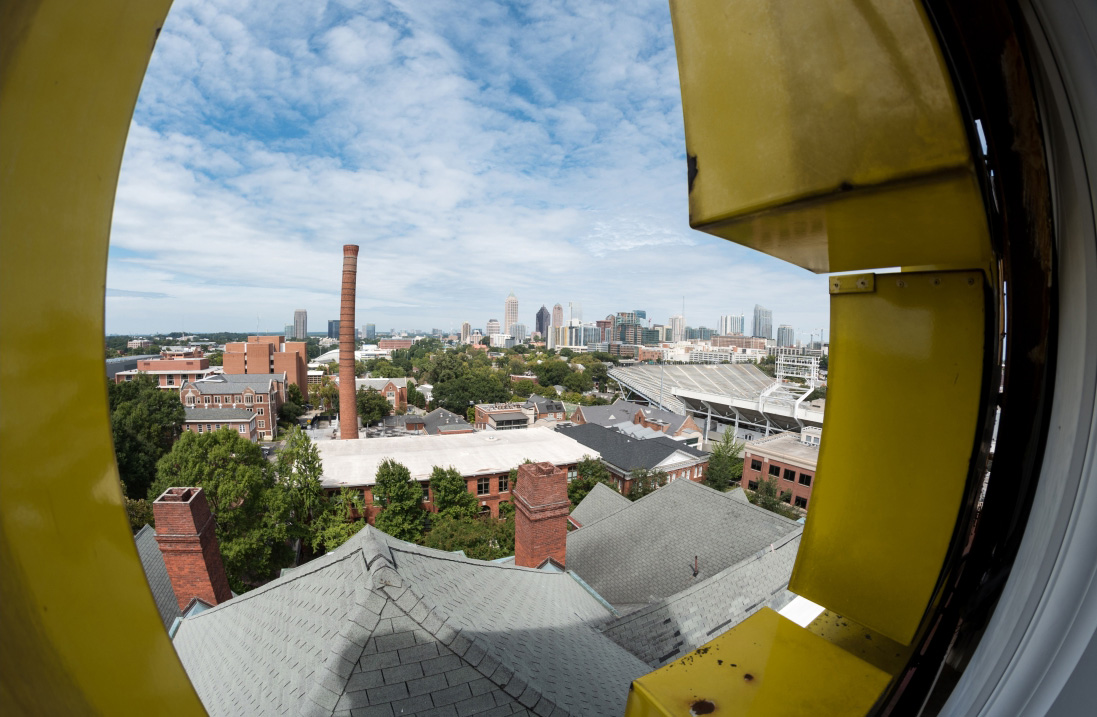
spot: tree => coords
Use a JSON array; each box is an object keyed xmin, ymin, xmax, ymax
[
  {"xmin": 275, "ymin": 427, "xmax": 326, "ymax": 554},
  {"xmin": 150, "ymin": 429, "xmax": 292, "ymax": 592},
  {"xmin": 626, "ymin": 468, "xmax": 668, "ymax": 501},
  {"xmin": 806, "ymin": 386, "xmax": 827, "ymax": 402},
  {"xmin": 406, "ymin": 385, "xmax": 427, "ymax": 409},
  {"xmin": 705, "ymin": 430, "xmax": 745, "ymax": 491},
  {"xmin": 109, "ymin": 374, "xmax": 185, "ymax": 499},
  {"xmin": 372, "ymin": 459, "xmax": 426, "ymax": 542},
  {"xmin": 531, "ymin": 359, "xmax": 571, "ymax": 388},
  {"xmin": 747, "ymin": 476, "xmax": 800, "ymax": 519},
  {"xmin": 756, "ymin": 354, "xmax": 777, "ymax": 378},
  {"xmin": 309, "ymin": 487, "xmax": 367, "ymax": 553},
  {"xmin": 369, "ymin": 360, "xmax": 404, "ymax": 378},
  {"xmin": 286, "ymin": 382, "xmax": 305, "ymax": 406},
  {"xmin": 279, "ymin": 402, "xmax": 304, "ymax": 425},
  {"xmin": 356, "ymin": 387, "xmax": 392, "ymax": 425},
  {"xmin": 511, "ymin": 379, "xmax": 538, "ymax": 398},
  {"xmin": 588, "ymin": 363, "xmax": 609, "ymax": 391},
  {"xmin": 429, "ymin": 466, "xmax": 477, "ymax": 520},
  {"xmin": 567, "ymin": 456, "xmax": 615, "ymax": 506},
  {"xmin": 432, "ymin": 368, "xmax": 509, "ymax": 415},
  {"xmin": 423, "ymin": 513, "xmax": 513, "ymax": 561},
  {"xmin": 563, "ymin": 370, "xmax": 593, "ymax": 394},
  {"xmin": 122, "ymin": 481, "xmax": 155, "ymax": 533}
]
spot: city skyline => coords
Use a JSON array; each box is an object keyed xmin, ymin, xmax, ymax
[{"xmin": 104, "ymin": 0, "xmax": 829, "ymax": 336}]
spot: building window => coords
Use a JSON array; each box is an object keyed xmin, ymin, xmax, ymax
[
  {"xmin": 477, "ymin": 476, "xmax": 491, "ymax": 495},
  {"xmin": 167, "ymin": 376, "xmax": 174, "ymax": 386},
  {"xmin": 196, "ymin": 424, "xmax": 202, "ymax": 433},
  {"xmin": 205, "ymin": 424, "xmax": 212, "ymax": 432},
  {"xmin": 214, "ymin": 424, "xmax": 220, "ymax": 430},
  {"xmin": 257, "ymin": 395, "xmax": 263, "ymax": 403},
  {"xmin": 478, "ymin": 504, "xmax": 491, "ymax": 516},
  {"xmin": 204, "ymin": 396, "xmax": 211, "ymax": 404},
  {"xmin": 238, "ymin": 425, "xmax": 245, "ymax": 433},
  {"xmin": 258, "ymin": 420, "xmax": 265, "ymax": 428},
  {"xmin": 245, "ymin": 394, "xmax": 253, "ymax": 404},
  {"xmin": 422, "ymin": 484, "xmax": 431, "ymax": 503},
  {"xmin": 498, "ymin": 475, "xmax": 509, "ymax": 492},
  {"xmin": 795, "ymin": 496, "xmax": 808, "ymax": 509},
  {"xmin": 799, "ymin": 473, "xmax": 813, "ymax": 487},
  {"xmin": 768, "ymin": 464, "xmax": 781, "ymax": 477},
  {"xmin": 214, "ymin": 396, "xmax": 221, "ymax": 403},
  {"xmin": 783, "ymin": 468, "xmax": 796, "ymax": 481},
  {"xmin": 567, "ymin": 467, "xmax": 577, "ymax": 481},
  {"xmin": 748, "ymin": 480, "xmax": 758, "ymax": 490},
  {"xmin": 258, "ymin": 407, "xmax": 264, "ymax": 416},
  {"xmin": 750, "ymin": 459, "xmax": 762, "ymax": 471},
  {"xmin": 186, "ymin": 395, "xmax": 195, "ymax": 406}
]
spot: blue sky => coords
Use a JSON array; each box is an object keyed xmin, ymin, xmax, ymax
[{"xmin": 107, "ymin": 0, "xmax": 829, "ymax": 341}]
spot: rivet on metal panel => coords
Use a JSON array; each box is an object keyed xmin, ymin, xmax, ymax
[{"xmin": 829, "ymin": 273, "xmax": 876, "ymax": 295}]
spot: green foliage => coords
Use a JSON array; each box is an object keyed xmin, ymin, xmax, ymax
[
  {"xmin": 511, "ymin": 379, "xmax": 538, "ymax": 398},
  {"xmin": 368, "ymin": 359, "xmax": 405, "ymax": 378},
  {"xmin": 309, "ymin": 487, "xmax": 367, "ymax": 553},
  {"xmin": 429, "ymin": 466, "xmax": 478, "ymax": 520},
  {"xmin": 747, "ymin": 477, "xmax": 800, "ymax": 519},
  {"xmin": 286, "ymin": 382, "xmax": 305, "ymax": 406},
  {"xmin": 422, "ymin": 513, "xmax": 514, "ymax": 561},
  {"xmin": 372, "ymin": 459, "xmax": 426, "ymax": 542},
  {"xmin": 559, "ymin": 348, "xmax": 574, "ymax": 359},
  {"xmin": 806, "ymin": 386, "xmax": 827, "ymax": 402},
  {"xmin": 276, "ymin": 426, "xmax": 325, "ymax": 534},
  {"xmin": 567, "ymin": 456, "xmax": 615, "ymax": 506},
  {"xmin": 563, "ymin": 370, "xmax": 593, "ymax": 394},
  {"xmin": 705, "ymin": 430, "xmax": 745, "ymax": 491},
  {"xmin": 530, "ymin": 359, "xmax": 571, "ymax": 388},
  {"xmin": 756, "ymin": 354, "xmax": 777, "ymax": 377},
  {"xmin": 122, "ymin": 481, "xmax": 155, "ymax": 534},
  {"xmin": 819, "ymin": 355, "xmax": 828, "ymax": 371},
  {"xmin": 533, "ymin": 384, "xmax": 557, "ymax": 398},
  {"xmin": 407, "ymin": 385, "xmax": 427, "ymax": 409},
  {"xmin": 432, "ymin": 367, "xmax": 509, "ymax": 415},
  {"xmin": 356, "ymin": 387, "xmax": 392, "ymax": 425},
  {"xmin": 626, "ymin": 468, "xmax": 668, "ymax": 501},
  {"xmin": 150, "ymin": 428, "xmax": 292, "ymax": 592},
  {"xmin": 109, "ymin": 374, "xmax": 185, "ymax": 499},
  {"xmin": 588, "ymin": 363, "xmax": 609, "ymax": 391},
  {"xmin": 279, "ymin": 401, "xmax": 304, "ymax": 425},
  {"xmin": 207, "ymin": 352, "xmax": 223, "ymax": 366},
  {"xmin": 310, "ymin": 376, "xmax": 339, "ymax": 413}
]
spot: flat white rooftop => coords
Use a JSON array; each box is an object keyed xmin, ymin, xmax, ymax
[
  {"xmin": 318, "ymin": 426, "xmax": 599, "ymax": 488},
  {"xmin": 745, "ymin": 432, "xmax": 821, "ymax": 469}
]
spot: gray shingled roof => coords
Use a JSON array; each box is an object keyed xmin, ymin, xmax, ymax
[
  {"xmin": 570, "ymin": 482, "xmax": 631, "ymax": 528},
  {"xmin": 575, "ymin": 399, "xmax": 693, "ymax": 435},
  {"xmin": 184, "ymin": 407, "xmax": 257, "ymax": 421},
  {"xmin": 134, "ymin": 525, "xmax": 181, "ymax": 630},
  {"xmin": 600, "ymin": 529, "xmax": 802, "ymax": 667},
  {"xmin": 187, "ymin": 373, "xmax": 282, "ymax": 395},
  {"xmin": 172, "ymin": 526, "xmax": 649, "ymax": 716},
  {"xmin": 566, "ymin": 479, "xmax": 800, "ymax": 609},
  {"xmin": 421, "ymin": 408, "xmax": 472, "ymax": 435},
  {"xmin": 556, "ymin": 423, "xmax": 704, "ymax": 473},
  {"xmin": 525, "ymin": 394, "xmax": 564, "ymax": 414}
]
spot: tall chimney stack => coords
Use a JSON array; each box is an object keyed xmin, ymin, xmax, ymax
[
  {"xmin": 513, "ymin": 462, "xmax": 570, "ymax": 569},
  {"xmin": 153, "ymin": 487, "xmax": 232, "ymax": 611},
  {"xmin": 339, "ymin": 244, "xmax": 360, "ymax": 439}
]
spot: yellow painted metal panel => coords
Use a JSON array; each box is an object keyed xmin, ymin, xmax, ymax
[
  {"xmin": 670, "ymin": 0, "xmax": 991, "ymax": 274},
  {"xmin": 0, "ymin": 1, "xmax": 206, "ymax": 714},
  {"xmin": 789, "ymin": 270, "xmax": 985, "ymax": 645},
  {"xmin": 625, "ymin": 609, "xmax": 891, "ymax": 717}
]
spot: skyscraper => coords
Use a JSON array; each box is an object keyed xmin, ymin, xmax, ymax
[
  {"xmin": 535, "ymin": 305, "xmax": 550, "ymax": 337},
  {"xmin": 504, "ymin": 292, "xmax": 518, "ymax": 335},
  {"xmin": 509, "ymin": 323, "xmax": 527, "ymax": 342},
  {"xmin": 753, "ymin": 305, "xmax": 773, "ymax": 339},
  {"xmin": 669, "ymin": 315, "xmax": 685, "ymax": 342},
  {"xmin": 486, "ymin": 319, "xmax": 500, "ymax": 335},
  {"xmin": 569, "ymin": 301, "xmax": 582, "ymax": 322},
  {"xmin": 327, "ymin": 320, "xmax": 340, "ymax": 339},
  {"xmin": 293, "ymin": 309, "xmax": 307, "ymax": 340},
  {"xmin": 777, "ymin": 324, "xmax": 795, "ymax": 347},
  {"xmin": 364, "ymin": 323, "xmax": 376, "ymax": 340},
  {"xmin": 461, "ymin": 321, "xmax": 471, "ymax": 343},
  {"xmin": 552, "ymin": 303, "xmax": 564, "ymax": 328},
  {"xmin": 718, "ymin": 314, "xmax": 746, "ymax": 335}
]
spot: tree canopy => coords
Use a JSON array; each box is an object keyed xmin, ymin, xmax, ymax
[
  {"xmin": 704, "ymin": 430, "xmax": 745, "ymax": 491},
  {"xmin": 429, "ymin": 466, "xmax": 477, "ymax": 520},
  {"xmin": 748, "ymin": 476, "xmax": 800, "ymax": 519},
  {"xmin": 372, "ymin": 459, "xmax": 426, "ymax": 542},
  {"xmin": 356, "ymin": 387, "xmax": 392, "ymax": 425},
  {"xmin": 109, "ymin": 374, "xmax": 185, "ymax": 499},
  {"xmin": 286, "ymin": 382, "xmax": 305, "ymax": 406},
  {"xmin": 626, "ymin": 467, "xmax": 668, "ymax": 501},
  {"xmin": 422, "ymin": 513, "xmax": 514, "ymax": 561},
  {"xmin": 567, "ymin": 456, "xmax": 615, "ymax": 506},
  {"xmin": 432, "ymin": 368, "xmax": 509, "ymax": 415},
  {"xmin": 150, "ymin": 428, "xmax": 292, "ymax": 592}
]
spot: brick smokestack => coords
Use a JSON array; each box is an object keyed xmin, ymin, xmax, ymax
[
  {"xmin": 339, "ymin": 244, "xmax": 360, "ymax": 439},
  {"xmin": 153, "ymin": 487, "xmax": 232, "ymax": 611},
  {"xmin": 513, "ymin": 462, "xmax": 570, "ymax": 569}
]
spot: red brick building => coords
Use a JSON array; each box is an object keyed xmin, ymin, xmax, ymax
[
  {"xmin": 113, "ymin": 352, "xmax": 219, "ymax": 389},
  {"xmin": 182, "ymin": 408, "xmax": 259, "ymax": 442},
  {"xmin": 378, "ymin": 338, "xmax": 414, "ymax": 350},
  {"xmin": 180, "ymin": 373, "xmax": 284, "ymax": 440},
  {"xmin": 742, "ymin": 427, "xmax": 820, "ymax": 510},
  {"xmin": 350, "ymin": 377, "xmax": 407, "ymax": 412},
  {"xmin": 222, "ymin": 335, "xmax": 308, "ymax": 394},
  {"xmin": 711, "ymin": 335, "xmax": 767, "ymax": 350}
]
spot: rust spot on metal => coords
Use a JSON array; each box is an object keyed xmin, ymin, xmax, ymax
[
  {"xmin": 743, "ymin": 673, "xmax": 754, "ymax": 681},
  {"xmin": 690, "ymin": 699, "xmax": 716, "ymax": 715}
]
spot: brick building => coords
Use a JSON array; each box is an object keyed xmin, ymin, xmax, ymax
[
  {"xmin": 474, "ymin": 402, "xmax": 533, "ymax": 430},
  {"xmin": 350, "ymin": 377, "xmax": 407, "ymax": 412},
  {"xmin": 179, "ymin": 373, "xmax": 285, "ymax": 440},
  {"xmin": 741, "ymin": 427, "xmax": 820, "ymax": 510},
  {"xmin": 711, "ymin": 334, "xmax": 768, "ymax": 350},
  {"xmin": 557, "ymin": 423, "xmax": 708, "ymax": 495},
  {"xmin": 113, "ymin": 351, "xmax": 219, "ymax": 389},
  {"xmin": 572, "ymin": 399, "xmax": 702, "ymax": 447},
  {"xmin": 317, "ymin": 427, "xmax": 594, "ymax": 520},
  {"xmin": 222, "ymin": 335, "xmax": 308, "ymax": 394},
  {"xmin": 378, "ymin": 338, "xmax": 414, "ymax": 350},
  {"xmin": 181, "ymin": 407, "xmax": 259, "ymax": 442}
]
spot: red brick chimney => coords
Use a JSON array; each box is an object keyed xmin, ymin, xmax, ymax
[
  {"xmin": 153, "ymin": 487, "xmax": 232, "ymax": 611},
  {"xmin": 339, "ymin": 244, "xmax": 360, "ymax": 439},
  {"xmin": 512, "ymin": 462, "xmax": 570, "ymax": 569}
]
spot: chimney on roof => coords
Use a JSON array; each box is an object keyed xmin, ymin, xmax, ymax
[
  {"xmin": 512, "ymin": 462, "xmax": 570, "ymax": 569},
  {"xmin": 153, "ymin": 487, "xmax": 232, "ymax": 611},
  {"xmin": 339, "ymin": 244, "xmax": 360, "ymax": 439}
]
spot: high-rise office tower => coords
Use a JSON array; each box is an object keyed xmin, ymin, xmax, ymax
[
  {"xmin": 461, "ymin": 322, "xmax": 471, "ymax": 343},
  {"xmin": 364, "ymin": 323, "xmax": 376, "ymax": 340},
  {"xmin": 569, "ymin": 301, "xmax": 582, "ymax": 322},
  {"xmin": 753, "ymin": 305, "xmax": 773, "ymax": 339},
  {"xmin": 535, "ymin": 305, "xmax": 550, "ymax": 337},
  {"xmin": 486, "ymin": 319, "xmax": 500, "ymax": 335},
  {"xmin": 293, "ymin": 309, "xmax": 307, "ymax": 340},
  {"xmin": 509, "ymin": 323, "xmax": 527, "ymax": 342},
  {"xmin": 327, "ymin": 320, "xmax": 340, "ymax": 339},
  {"xmin": 284, "ymin": 324, "xmax": 294, "ymax": 339},
  {"xmin": 504, "ymin": 292, "xmax": 518, "ymax": 335},
  {"xmin": 777, "ymin": 324, "xmax": 796, "ymax": 347},
  {"xmin": 552, "ymin": 303, "xmax": 564, "ymax": 328},
  {"xmin": 669, "ymin": 315, "xmax": 685, "ymax": 342},
  {"xmin": 718, "ymin": 314, "xmax": 746, "ymax": 335}
]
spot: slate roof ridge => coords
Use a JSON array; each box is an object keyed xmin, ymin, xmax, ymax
[
  {"xmin": 569, "ymin": 482, "xmax": 633, "ymax": 530},
  {"xmin": 601, "ymin": 526, "xmax": 804, "ymax": 634},
  {"xmin": 657, "ymin": 478, "xmax": 802, "ymax": 526}
]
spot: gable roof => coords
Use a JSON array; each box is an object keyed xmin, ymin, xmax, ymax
[
  {"xmin": 570, "ymin": 482, "xmax": 631, "ymax": 527},
  {"xmin": 525, "ymin": 394, "xmax": 564, "ymax": 414},
  {"xmin": 185, "ymin": 373, "xmax": 284, "ymax": 395},
  {"xmin": 575, "ymin": 399, "xmax": 695, "ymax": 435},
  {"xmin": 172, "ymin": 526, "xmax": 649, "ymax": 716},
  {"xmin": 134, "ymin": 525, "xmax": 181, "ymax": 630},
  {"xmin": 556, "ymin": 423, "xmax": 705, "ymax": 473},
  {"xmin": 565, "ymin": 479, "xmax": 800, "ymax": 609},
  {"xmin": 354, "ymin": 377, "xmax": 408, "ymax": 391},
  {"xmin": 420, "ymin": 407, "xmax": 472, "ymax": 435}
]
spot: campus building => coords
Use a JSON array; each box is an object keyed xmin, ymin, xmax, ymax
[
  {"xmin": 741, "ymin": 427, "xmax": 820, "ymax": 510},
  {"xmin": 222, "ymin": 335, "xmax": 308, "ymax": 394}
]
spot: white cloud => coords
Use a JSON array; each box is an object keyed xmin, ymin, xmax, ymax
[{"xmin": 107, "ymin": 0, "xmax": 829, "ymax": 336}]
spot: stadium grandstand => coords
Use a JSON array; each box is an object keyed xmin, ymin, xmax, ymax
[{"xmin": 608, "ymin": 361, "xmax": 824, "ymax": 441}]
